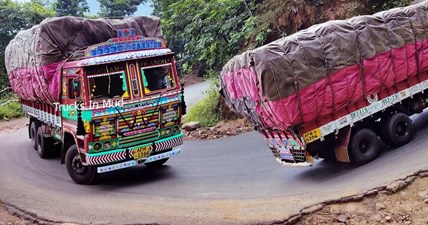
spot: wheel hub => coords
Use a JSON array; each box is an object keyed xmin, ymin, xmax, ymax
[
  {"xmin": 71, "ymin": 155, "xmax": 87, "ymax": 175},
  {"xmin": 396, "ymin": 122, "xmax": 408, "ymax": 137},
  {"xmin": 359, "ymin": 138, "xmax": 370, "ymax": 153}
]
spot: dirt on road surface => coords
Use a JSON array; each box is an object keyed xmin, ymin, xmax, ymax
[
  {"xmin": 0, "ymin": 205, "xmax": 22, "ymax": 225},
  {"xmin": 296, "ymin": 175, "xmax": 428, "ymax": 225},
  {"xmin": 183, "ymin": 118, "xmax": 253, "ymax": 141},
  {"xmin": 0, "ymin": 118, "xmax": 27, "ymax": 136}
]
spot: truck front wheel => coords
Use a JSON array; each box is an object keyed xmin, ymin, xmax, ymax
[
  {"xmin": 65, "ymin": 145, "xmax": 97, "ymax": 185},
  {"xmin": 350, "ymin": 128, "xmax": 380, "ymax": 165},
  {"xmin": 381, "ymin": 113, "xmax": 413, "ymax": 147}
]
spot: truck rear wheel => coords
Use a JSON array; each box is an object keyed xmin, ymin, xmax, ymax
[
  {"xmin": 36, "ymin": 126, "xmax": 54, "ymax": 158},
  {"xmin": 65, "ymin": 145, "xmax": 97, "ymax": 185},
  {"xmin": 381, "ymin": 113, "xmax": 413, "ymax": 147},
  {"xmin": 350, "ymin": 128, "xmax": 380, "ymax": 165},
  {"xmin": 30, "ymin": 121, "xmax": 39, "ymax": 150}
]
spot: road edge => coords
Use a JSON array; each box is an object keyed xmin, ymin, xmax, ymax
[
  {"xmin": 268, "ymin": 168, "xmax": 428, "ymax": 225},
  {"xmin": 1, "ymin": 169, "xmax": 428, "ymax": 225}
]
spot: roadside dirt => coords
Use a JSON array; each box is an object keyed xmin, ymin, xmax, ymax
[
  {"xmin": 291, "ymin": 172, "xmax": 428, "ymax": 225},
  {"xmin": 0, "ymin": 117, "xmax": 27, "ymax": 136},
  {"xmin": 181, "ymin": 72, "xmax": 204, "ymax": 86},
  {"xmin": 0, "ymin": 205, "xmax": 23, "ymax": 225},
  {"xmin": 183, "ymin": 118, "xmax": 254, "ymax": 141}
]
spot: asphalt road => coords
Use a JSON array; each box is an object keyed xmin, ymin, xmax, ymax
[
  {"xmin": 183, "ymin": 81, "xmax": 209, "ymax": 107},
  {"xmin": 1, "ymin": 84, "xmax": 428, "ymax": 224}
]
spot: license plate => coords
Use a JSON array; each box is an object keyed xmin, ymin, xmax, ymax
[
  {"xmin": 303, "ymin": 128, "xmax": 321, "ymax": 144},
  {"xmin": 133, "ymin": 146, "xmax": 151, "ymax": 160}
]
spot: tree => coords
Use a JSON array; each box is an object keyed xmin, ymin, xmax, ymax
[
  {"xmin": 152, "ymin": 0, "xmax": 260, "ymax": 73},
  {"xmin": 98, "ymin": 0, "xmax": 148, "ymax": 17},
  {"xmin": 54, "ymin": 0, "xmax": 89, "ymax": 17},
  {"xmin": 0, "ymin": 0, "xmax": 54, "ymax": 88}
]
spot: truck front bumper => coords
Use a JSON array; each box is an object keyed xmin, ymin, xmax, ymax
[
  {"xmin": 85, "ymin": 134, "xmax": 183, "ymax": 166},
  {"xmin": 276, "ymin": 157, "xmax": 313, "ymax": 167},
  {"xmin": 97, "ymin": 148, "xmax": 181, "ymax": 174}
]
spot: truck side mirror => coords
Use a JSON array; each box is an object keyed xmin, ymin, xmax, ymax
[
  {"xmin": 176, "ymin": 64, "xmax": 183, "ymax": 78},
  {"xmin": 72, "ymin": 79, "xmax": 81, "ymax": 98}
]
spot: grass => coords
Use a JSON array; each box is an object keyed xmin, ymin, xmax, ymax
[
  {"xmin": 183, "ymin": 71, "xmax": 221, "ymax": 127},
  {"xmin": 0, "ymin": 93, "xmax": 23, "ymax": 121}
]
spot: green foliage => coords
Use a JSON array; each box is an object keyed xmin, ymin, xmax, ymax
[
  {"xmin": 54, "ymin": 0, "xmax": 89, "ymax": 17},
  {"xmin": 183, "ymin": 71, "xmax": 221, "ymax": 127},
  {"xmin": 0, "ymin": 0, "xmax": 54, "ymax": 89},
  {"xmin": 153, "ymin": 0, "xmax": 264, "ymax": 72},
  {"xmin": 372, "ymin": 0, "xmax": 410, "ymax": 11},
  {"xmin": 97, "ymin": 0, "xmax": 148, "ymax": 17},
  {"xmin": 0, "ymin": 101, "xmax": 23, "ymax": 120},
  {"xmin": 0, "ymin": 93, "xmax": 23, "ymax": 120}
]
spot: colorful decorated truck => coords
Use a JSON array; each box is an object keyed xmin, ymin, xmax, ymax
[
  {"xmin": 221, "ymin": 2, "xmax": 428, "ymax": 166},
  {"xmin": 5, "ymin": 16, "xmax": 185, "ymax": 184}
]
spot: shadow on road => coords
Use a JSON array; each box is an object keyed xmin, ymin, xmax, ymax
[
  {"xmin": 95, "ymin": 165, "xmax": 175, "ymax": 188},
  {"xmin": 294, "ymin": 160, "xmax": 356, "ymax": 183},
  {"xmin": 412, "ymin": 110, "xmax": 428, "ymax": 136}
]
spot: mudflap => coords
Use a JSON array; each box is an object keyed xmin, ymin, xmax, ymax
[{"xmin": 334, "ymin": 127, "xmax": 351, "ymax": 163}]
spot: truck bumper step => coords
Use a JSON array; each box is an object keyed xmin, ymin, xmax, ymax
[{"xmin": 97, "ymin": 148, "xmax": 181, "ymax": 174}]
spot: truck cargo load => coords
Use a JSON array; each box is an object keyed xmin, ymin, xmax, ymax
[
  {"xmin": 5, "ymin": 16, "xmax": 162, "ymax": 104},
  {"xmin": 221, "ymin": 1, "xmax": 428, "ymax": 131}
]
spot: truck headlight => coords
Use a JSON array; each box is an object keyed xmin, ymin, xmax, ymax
[{"xmin": 103, "ymin": 141, "xmax": 112, "ymax": 150}]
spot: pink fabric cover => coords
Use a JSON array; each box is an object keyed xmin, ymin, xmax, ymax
[
  {"xmin": 221, "ymin": 40, "xmax": 428, "ymax": 130},
  {"xmin": 5, "ymin": 16, "xmax": 163, "ymax": 104},
  {"xmin": 8, "ymin": 62, "xmax": 64, "ymax": 104}
]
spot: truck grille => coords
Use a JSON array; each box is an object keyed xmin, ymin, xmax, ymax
[
  {"xmin": 117, "ymin": 109, "xmax": 160, "ymax": 148},
  {"xmin": 118, "ymin": 130, "xmax": 160, "ymax": 148}
]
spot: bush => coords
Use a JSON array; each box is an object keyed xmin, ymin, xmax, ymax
[
  {"xmin": 0, "ymin": 101, "xmax": 23, "ymax": 120},
  {"xmin": 183, "ymin": 71, "xmax": 220, "ymax": 127}
]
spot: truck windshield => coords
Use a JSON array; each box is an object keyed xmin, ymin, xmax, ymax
[
  {"xmin": 88, "ymin": 72, "xmax": 126, "ymax": 100},
  {"xmin": 85, "ymin": 63, "xmax": 128, "ymax": 101},
  {"xmin": 141, "ymin": 63, "xmax": 175, "ymax": 93}
]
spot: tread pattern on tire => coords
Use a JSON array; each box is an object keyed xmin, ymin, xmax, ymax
[
  {"xmin": 350, "ymin": 128, "xmax": 380, "ymax": 165},
  {"xmin": 65, "ymin": 145, "xmax": 97, "ymax": 185},
  {"xmin": 36, "ymin": 126, "xmax": 54, "ymax": 159},
  {"xmin": 380, "ymin": 113, "xmax": 413, "ymax": 147}
]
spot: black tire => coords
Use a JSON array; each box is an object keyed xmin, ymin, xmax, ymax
[
  {"xmin": 145, "ymin": 158, "xmax": 169, "ymax": 168},
  {"xmin": 36, "ymin": 126, "xmax": 54, "ymax": 159},
  {"xmin": 350, "ymin": 128, "xmax": 380, "ymax": 165},
  {"xmin": 381, "ymin": 113, "xmax": 413, "ymax": 147},
  {"xmin": 65, "ymin": 145, "xmax": 97, "ymax": 185},
  {"xmin": 30, "ymin": 121, "xmax": 39, "ymax": 150}
]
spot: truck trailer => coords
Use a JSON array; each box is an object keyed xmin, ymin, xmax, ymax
[
  {"xmin": 221, "ymin": 2, "xmax": 428, "ymax": 166},
  {"xmin": 5, "ymin": 16, "xmax": 185, "ymax": 184}
]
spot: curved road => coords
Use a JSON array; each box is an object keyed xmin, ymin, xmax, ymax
[{"xmin": 1, "ymin": 85, "xmax": 428, "ymax": 224}]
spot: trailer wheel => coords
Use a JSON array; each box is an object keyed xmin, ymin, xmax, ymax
[
  {"xmin": 145, "ymin": 158, "xmax": 169, "ymax": 168},
  {"xmin": 65, "ymin": 145, "xmax": 97, "ymax": 185},
  {"xmin": 30, "ymin": 122, "xmax": 38, "ymax": 150},
  {"xmin": 381, "ymin": 113, "xmax": 413, "ymax": 147},
  {"xmin": 350, "ymin": 128, "xmax": 380, "ymax": 165},
  {"xmin": 36, "ymin": 126, "xmax": 54, "ymax": 159}
]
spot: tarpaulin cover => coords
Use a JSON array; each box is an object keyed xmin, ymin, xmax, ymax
[
  {"xmin": 221, "ymin": 1, "xmax": 428, "ymax": 131},
  {"xmin": 5, "ymin": 16, "xmax": 163, "ymax": 104}
]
